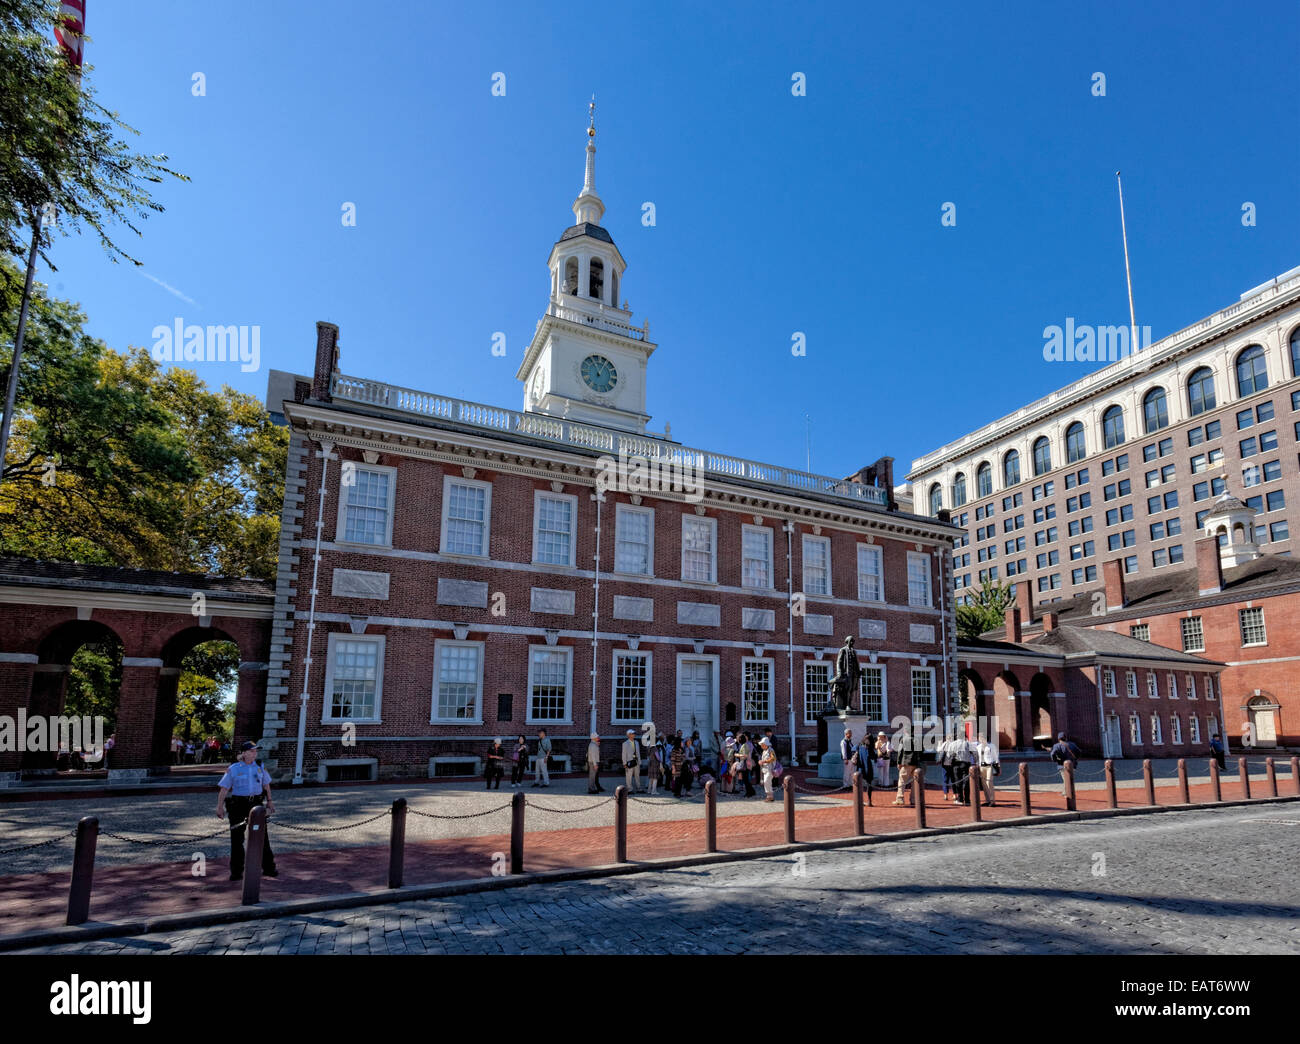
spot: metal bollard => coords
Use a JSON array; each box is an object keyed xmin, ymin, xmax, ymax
[
  {"xmin": 913, "ymin": 771, "xmax": 927, "ymax": 829},
  {"xmin": 614, "ymin": 785, "xmax": 628, "ymax": 863},
  {"xmin": 704, "ymin": 780, "xmax": 717, "ymax": 853},
  {"xmin": 1292, "ymin": 757, "xmax": 1300, "ymax": 797},
  {"xmin": 1209, "ymin": 758, "xmax": 1222, "ymax": 802},
  {"xmin": 66, "ymin": 816, "xmax": 99, "ymax": 926},
  {"xmin": 970, "ymin": 767, "xmax": 982, "ymax": 823},
  {"xmin": 1143, "ymin": 759, "xmax": 1156, "ymax": 806},
  {"xmin": 1019, "ymin": 762, "xmax": 1031, "ymax": 816},
  {"xmin": 783, "ymin": 776, "xmax": 795, "ymax": 843},
  {"xmin": 852, "ymin": 772, "xmax": 865, "ymax": 836},
  {"xmin": 1266, "ymin": 758, "xmax": 1277, "ymax": 797},
  {"xmin": 1063, "ymin": 760, "xmax": 1076, "ymax": 812},
  {"xmin": 388, "ymin": 798, "xmax": 407, "ymax": 889},
  {"xmin": 510, "ymin": 791, "xmax": 525, "ymax": 874},
  {"xmin": 1104, "ymin": 759, "xmax": 1117, "ymax": 809},
  {"xmin": 1239, "ymin": 757, "xmax": 1251, "ymax": 800},
  {"xmin": 241, "ymin": 805, "xmax": 267, "ymax": 906},
  {"xmin": 1177, "ymin": 760, "xmax": 1190, "ymax": 805}
]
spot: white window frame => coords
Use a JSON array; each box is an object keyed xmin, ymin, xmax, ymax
[
  {"xmin": 802, "ymin": 534, "xmax": 832, "ymax": 598},
  {"xmin": 430, "ymin": 639, "xmax": 485, "ymax": 724},
  {"xmin": 440, "ymin": 474, "xmax": 493, "ymax": 558},
  {"xmin": 1147, "ymin": 672, "xmax": 1159, "ymax": 699},
  {"xmin": 335, "ymin": 462, "xmax": 397, "ymax": 548},
  {"xmin": 322, "ymin": 632, "xmax": 385, "ymax": 724},
  {"xmin": 526, "ymin": 645, "xmax": 574, "ymax": 725},
  {"xmin": 861, "ymin": 663, "xmax": 887, "ymax": 723},
  {"xmin": 1130, "ymin": 714, "xmax": 1141, "ymax": 745},
  {"xmin": 741, "ymin": 524, "xmax": 774, "ymax": 590},
  {"xmin": 611, "ymin": 649, "xmax": 653, "ymax": 724},
  {"xmin": 1187, "ymin": 674, "xmax": 1198, "ymax": 700},
  {"xmin": 531, "ymin": 489, "xmax": 579, "ymax": 568},
  {"xmin": 857, "ymin": 543, "xmax": 884, "ymax": 603},
  {"xmin": 1126, "ymin": 670, "xmax": 1138, "ymax": 698},
  {"xmin": 613, "ymin": 503, "xmax": 655, "ymax": 577},
  {"xmin": 1181, "ymin": 616, "xmax": 1204, "ymax": 653},
  {"xmin": 741, "ymin": 656, "xmax": 775, "ymax": 725},
  {"xmin": 1103, "ymin": 667, "xmax": 1117, "ymax": 697},
  {"xmin": 1189, "ymin": 715, "xmax": 1201, "ymax": 743},
  {"xmin": 1150, "ymin": 714, "xmax": 1162, "ymax": 744},
  {"xmin": 910, "ymin": 666, "xmax": 937, "ymax": 723},
  {"xmin": 1239, "ymin": 607, "xmax": 1267, "ymax": 647},
  {"xmin": 680, "ymin": 514, "xmax": 718, "ymax": 584},
  {"xmin": 1171, "ymin": 714, "xmax": 1183, "ymax": 745},
  {"xmin": 907, "ymin": 552, "xmax": 933, "ymax": 608},
  {"xmin": 1168, "ymin": 673, "xmax": 1179, "ymax": 700},
  {"xmin": 803, "ymin": 659, "xmax": 833, "ymax": 725},
  {"xmin": 1207, "ymin": 675, "xmax": 1218, "ymax": 701}
]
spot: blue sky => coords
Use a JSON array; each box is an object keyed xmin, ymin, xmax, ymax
[{"xmin": 36, "ymin": 0, "xmax": 1300, "ymax": 485}]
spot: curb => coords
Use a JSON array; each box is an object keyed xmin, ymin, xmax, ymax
[{"xmin": 0, "ymin": 792, "xmax": 1294, "ymax": 952}]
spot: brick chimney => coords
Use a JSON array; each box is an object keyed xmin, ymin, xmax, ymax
[
  {"xmin": 1043, "ymin": 611, "xmax": 1060, "ymax": 632},
  {"xmin": 1004, "ymin": 605, "xmax": 1023, "ymax": 643},
  {"xmin": 311, "ymin": 321, "xmax": 341, "ymax": 402},
  {"xmin": 1196, "ymin": 535, "xmax": 1223, "ymax": 595},
  {"xmin": 846, "ymin": 456, "xmax": 898, "ymax": 511},
  {"xmin": 1014, "ymin": 579, "xmax": 1032, "ymax": 625},
  {"xmin": 1102, "ymin": 558, "xmax": 1126, "ymax": 612}
]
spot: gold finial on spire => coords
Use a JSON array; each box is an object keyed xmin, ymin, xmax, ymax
[{"xmin": 588, "ymin": 94, "xmax": 596, "ymax": 138}]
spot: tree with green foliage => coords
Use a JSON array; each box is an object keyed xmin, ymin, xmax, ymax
[{"xmin": 956, "ymin": 580, "xmax": 1016, "ymax": 641}]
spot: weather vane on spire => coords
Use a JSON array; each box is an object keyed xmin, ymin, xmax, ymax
[{"xmin": 588, "ymin": 94, "xmax": 596, "ymax": 138}]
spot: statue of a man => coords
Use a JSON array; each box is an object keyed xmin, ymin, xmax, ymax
[{"xmin": 831, "ymin": 635, "xmax": 861, "ymax": 714}]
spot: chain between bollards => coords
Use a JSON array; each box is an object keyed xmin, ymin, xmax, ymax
[
  {"xmin": 66, "ymin": 816, "xmax": 98, "ymax": 926},
  {"xmin": 388, "ymin": 798, "xmax": 407, "ymax": 889}
]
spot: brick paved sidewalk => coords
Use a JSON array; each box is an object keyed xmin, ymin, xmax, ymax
[{"xmin": 1, "ymin": 771, "xmax": 1284, "ymax": 937}]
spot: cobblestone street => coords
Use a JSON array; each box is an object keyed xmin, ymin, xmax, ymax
[{"xmin": 14, "ymin": 806, "xmax": 1299, "ymax": 955}]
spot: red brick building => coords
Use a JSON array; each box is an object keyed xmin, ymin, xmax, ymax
[{"xmin": 260, "ymin": 124, "xmax": 962, "ymax": 783}]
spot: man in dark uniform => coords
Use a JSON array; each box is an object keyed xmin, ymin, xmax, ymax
[{"xmin": 217, "ymin": 740, "xmax": 278, "ymax": 880}]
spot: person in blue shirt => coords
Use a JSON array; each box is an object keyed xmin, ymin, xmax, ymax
[{"xmin": 217, "ymin": 741, "xmax": 278, "ymax": 880}]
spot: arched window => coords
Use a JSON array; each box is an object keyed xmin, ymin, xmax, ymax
[
  {"xmin": 562, "ymin": 257, "xmax": 578, "ymax": 295},
  {"xmin": 611, "ymin": 269, "xmax": 619, "ymax": 308},
  {"xmin": 1102, "ymin": 405, "xmax": 1126, "ymax": 449},
  {"xmin": 1003, "ymin": 450, "xmax": 1020, "ymax": 487},
  {"xmin": 1142, "ymin": 387, "xmax": 1169, "ymax": 433},
  {"xmin": 1289, "ymin": 327, "xmax": 1300, "ymax": 379},
  {"xmin": 588, "ymin": 257, "xmax": 605, "ymax": 301},
  {"xmin": 952, "ymin": 473, "xmax": 967, "ymax": 507},
  {"xmin": 1235, "ymin": 345, "xmax": 1268, "ymax": 397},
  {"xmin": 1065, "ymin": 422, "xmax": 1086, "ymax": 463},
  {"xmin": 1032, "ymin": 436, "xmax": 1051, "ymax": 477},
  {"xmin": 1187, "ymin": 367, "xmax": 1216, "ymax": 416},
  {"xmin": 928, "ymin": 483, "xmax": 943, "ymax": 515},
  {"xmin": 976, "ymin": 461, "xmax": 992, "ymax": 497}
]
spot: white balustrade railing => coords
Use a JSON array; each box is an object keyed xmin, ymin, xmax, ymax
[{"xmin": 329, "ymin": 374, "xmax": 890, "ymax": 507}]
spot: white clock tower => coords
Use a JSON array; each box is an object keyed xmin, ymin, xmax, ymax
[{"xmin": 516, "ymin": 101, "xmax": 656, "ymax": 433}]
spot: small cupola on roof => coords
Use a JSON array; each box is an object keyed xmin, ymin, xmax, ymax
[{"xmin": 1203, "ymin": 490, "xmax": 1261, "ymax": 567}]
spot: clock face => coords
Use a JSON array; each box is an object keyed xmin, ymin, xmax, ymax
[{"xmin": 580, "ymin": 354, "xmax": 618, "ymax": 393}]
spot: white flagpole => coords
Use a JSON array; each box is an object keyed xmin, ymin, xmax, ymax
[{"xmin": 1116, "ymin": 171, "xmax": 1138, "ymax": 354}]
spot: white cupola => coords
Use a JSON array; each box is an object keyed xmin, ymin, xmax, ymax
[
  {"xmin": 516, "ymin": 100, "xmax": 657, "ymax": 434},
  {"xmin": 1203, "ymin": 491, "xmax": 1261, "ymax": 567}
]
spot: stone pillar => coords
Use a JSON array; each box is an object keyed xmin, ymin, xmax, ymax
[
  {"xmin": 1016, "ymin": 690, "xmax": 1034, "ymax": 751},
  {"xmin": 111, "ymin": 658, "xmax": 165, "ymax": 783},
  {"xmin": 150, "ymin": 667, "xmax": 182, "ymax": 772},
  {"xmin": 236, "ymin": 662, "xmax": 270, "ymax": 745}
]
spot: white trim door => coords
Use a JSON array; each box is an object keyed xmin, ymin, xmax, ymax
[
  {"xmin": 1105, "ymin": 712, "xmax": 1123, "ymax": 760},
  {"xmin": 676, "ymin": 658, "xmax": 716, "ymax": 750}
]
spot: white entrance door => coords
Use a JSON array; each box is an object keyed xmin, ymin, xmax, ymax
[
  {"xmin": 1105, "ymin": 713, "xmax": 1123, "ymax": 758},
  {"xmin": 677, "ymin": 660, "xmax": 714, "ymax": 750},
  {"xmin": 1250, "ymin": 699, "xmax": 1278, "ymax": 745}
]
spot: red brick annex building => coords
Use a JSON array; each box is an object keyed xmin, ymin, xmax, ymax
[{"xmin": 258, "ymin": 124, "xmax": 964, "ymax": 783}]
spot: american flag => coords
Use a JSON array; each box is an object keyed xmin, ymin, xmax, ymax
[{"xmin": 54, "ymin": 1, "xmax": 86, "ymax": 71}]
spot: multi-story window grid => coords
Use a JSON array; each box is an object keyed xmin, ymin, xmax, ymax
[
  {"xmin": 326, "ymin": 636, "xmax": 382, "ymax": 721},
  {"xmin": 433, "ymin": 642, "xmax": 482, "ymax": 721},
  {"xmin": 533, "ymin": 493, "xmax": 575, "ymax": 566},
  {"xmin": 911, "ymin": 667, "xmax": 936, "ymax": 722},
  {"xmin": 528, "ymin": 647, "xmax": 571, "ymax": 722},
  {"xmin": 1171, "ymin": 714, "xmax": 1183, "ymax": 744},
  {"xmin": 341, "ymin": 466, "xmax": 393, "ymax": 545},
  {"xmin": 802, "ymin": 535, "xmax": 831, "ymax": 597},
  {"xmin": 1126, "ymin": 670, "xmax": 1138, "ymax": 698},
  {"xmin": 1190, "ymin": 715, "xmax": 1201, "ymax": 743},
  {"xmin": 742, "ymin": 525, "xmax": 773, "ymax": 589},
  {"xmin": 612, "ymin": 651, "xmax": 649, "ymax": 722},
  {"xmin": 743, "ymin": 659, "xmax": 773, "ymax": 723},
  {"xmin": 1130, "ymin": 624, "xmax": 1150, "ymax": 642},
  {"xmin": 1130, "ymin": 714, "xmax": 1141, "ymax": 745},
  {"xmin": 803, "ymin": 661, "xmax": 832, "ymax": 724},
  {"xmin": 861, "ymin": 666, "xmax": 885, "ymax": 721},
  {"xmin": 907, "ymin": 552, "xmax": 932, "ymax": 607},
  {"xmin": 442, "ymin": 478, "xmax": 489, "ymax": 556},
  {"xmin": 1239, "ymin": 607, "xmax": 1267, "ymax": 646},
  {"xmin": 857, "ymin": 544, "xmax": 883, "ymax": 602},
  {"xmin": 615, "ymin": 505, "xmax": 653, "ymax": 574},
  {"xmin": 1150, "ymin": 714, "xmax": 1163, "ymax": 744},
  {"xmin": 1181, "ymin": 616, "xmax": 1204, "ymax": 652},
  {"xmin": 681, "ymin": 515, "xmax": 717, "ymax": 583},
  {"xmin": 1103, "ymin": 667, "xmax": 1117, "ymax": 697},
  {"xmin": 1147, "ymin": 673, "xmax": 1159, "ymax": 699}
]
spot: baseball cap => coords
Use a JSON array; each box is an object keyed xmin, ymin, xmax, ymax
[{"xmin": 240, "ymin": 740, "xmax": 259, "ymax": 752}]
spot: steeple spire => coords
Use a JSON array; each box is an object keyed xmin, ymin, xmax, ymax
[{"xmin": 573, "ymin": 95, "xmax": 605, "ymax": 225}]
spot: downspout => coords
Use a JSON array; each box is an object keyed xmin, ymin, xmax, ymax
[
  {"xmin": 590, "ymin": 491, "xmax": 603, "ymax": 736},
  {"xmin": 784, "ymin": 521, "xmax": 796, "ymax": 765},
  {"xmin": 293, "ymin": 439, "xmax": 333, "ymax": 785}
]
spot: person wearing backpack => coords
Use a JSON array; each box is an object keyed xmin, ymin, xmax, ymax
[
  {"xmin": 1049, "ymin": 732, "xmax": 1081, "ymax": 797},
  {"xmin": 892, "ymin": 726, "xmax": 925, "ymax": 806}
]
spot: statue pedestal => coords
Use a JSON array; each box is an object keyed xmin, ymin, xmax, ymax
[{"xmin": 818, "ymin": 713, "xmax": 869, "ymax": 781}]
